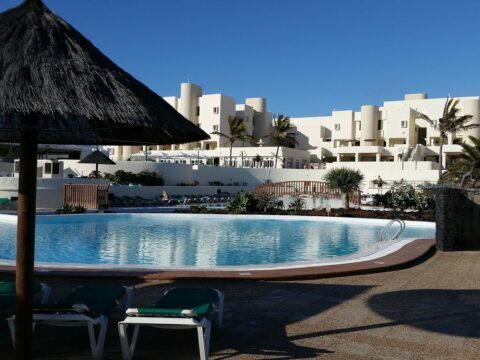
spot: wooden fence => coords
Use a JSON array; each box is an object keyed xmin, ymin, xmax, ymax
[
  {"xmin": 63, "ymin": 184, "xmax": 110, "ymax": 209},
  {"xmin": 252, "ymin": 181, "xmax": 361, "ymax": 205}
]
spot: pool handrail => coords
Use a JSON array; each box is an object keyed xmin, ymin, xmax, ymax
[{"xmin": 380, "ymin": 218, "xmax": 406, "ymax": 243}]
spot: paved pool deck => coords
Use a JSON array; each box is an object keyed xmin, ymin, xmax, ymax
[{"xmin": 1, "ymin": 250, "xmax": 480, "ymax": 359}]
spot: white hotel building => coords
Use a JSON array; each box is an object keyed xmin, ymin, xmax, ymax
[{"xmin": 110, "ymin": 83, "xmax": 480, "ymax": 177}]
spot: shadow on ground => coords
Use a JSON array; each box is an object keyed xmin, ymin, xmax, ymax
[
  {"xmin": 0, "ymin": 279, "xmax": 373, "ymax": 359},
  {"xmin": 368, "ymin": 289, "xmax": 480, "ymax": 338}
]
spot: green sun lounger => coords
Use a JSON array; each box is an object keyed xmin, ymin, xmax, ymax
[
  {"xmin": 0, "ymin": 281, "xmax": 50, "ymax": 315},
  {"xmin": 8, "ymin": 284, "xmax": 132, "ymax": 359},
  {"xmin": 118, "ymin": 288, "xmax": 224, "ymax": 360}
]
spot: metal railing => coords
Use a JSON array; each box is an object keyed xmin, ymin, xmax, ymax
[{"xmin": 380, "ymin": 218, "xmax": 406, "ymax": 243}]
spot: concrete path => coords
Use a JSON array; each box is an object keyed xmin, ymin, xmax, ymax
[{"xmin": 1, "ymin": 251, "xmax": 479, "ymax": 359}]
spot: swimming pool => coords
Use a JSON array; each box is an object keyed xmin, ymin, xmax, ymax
[{"xmin": 0, "ymin": 214, "xmax": 435, "ymax": 268}]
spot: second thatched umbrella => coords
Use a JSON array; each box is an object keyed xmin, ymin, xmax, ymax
[
  {"xmin": 79, "ymin": 149, "xmax": 116, "ymax": 178},
  {"xmin": 0, "ymin": 1, "xmax": 209, "ymax": 357}
]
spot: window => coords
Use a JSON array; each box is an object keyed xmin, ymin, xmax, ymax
[
  {"xmin": 213, "ymin": 107, "xmax": 219, "ymax": 114},
  {"xmin": 401, "ymin": 120, "xmax": 408, "ymax": 128},
  {"xmin": 52, "ymin": 163, "xmax": 60, "ymax": 174},
  {"xmin": 44, "ymin": 163, "xmax": 52, "ymax": 174},
  {"xmin": 377, "ymin": 120, "xmax": 383, "ymax": 130},
  {"xmin": 196, "ymin": 106, "xmax": 200, "ymax": 116},
  {"xmin": 213, "ymin": 125, "xmax": 218, "ymax": 132},
  {"xmin": 334, "ymin": 123, "xmax": 341, "ymax": 131}
]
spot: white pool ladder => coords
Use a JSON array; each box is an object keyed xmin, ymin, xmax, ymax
[{"xmin": 380, "ymin": 218, "xmax": 406, "ymax": 243}]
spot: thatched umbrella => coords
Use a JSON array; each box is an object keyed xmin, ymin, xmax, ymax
[
  {"xmin": 79, "ymin": 149, "xmax": 116, "ymax": 178},
  {"xmin": 0, "ymin": 0, "xmax": 209, "ymax": 357}
]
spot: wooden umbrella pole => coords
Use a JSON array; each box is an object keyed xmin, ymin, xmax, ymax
[{"xmin": 15, "ymin": 114, "xmax": 38, "ymax": 360}]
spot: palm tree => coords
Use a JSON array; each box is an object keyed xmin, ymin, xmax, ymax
[
  {"xmin": 270, "ymin": 114, "xmax": 297, "ymax": 168},
  {"xmin": 441, "ymin": 135, "xmax": 480, "ymax": 188},
  {"xmin": 417, "ymin": 98, "xmax": 478, "ymax": 180},
  {"xmin": 212, "ymin": 116, "xmax": 249, "ymax": 167},
  {"xmin": 324, "ymin": 167, "xmax": 364, "ymax": 209}
]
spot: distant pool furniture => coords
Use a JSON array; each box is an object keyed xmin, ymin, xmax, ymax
[
  {"xmin": 0, "ymin": 281, "xmax": 50, "ymax": 315},
  {"xmin": 118, "ymin": 288, "xmax": 224, "ymax": 360},
  {"xmin": 0, "ymin": 197, "xmax": 10, "ymax": 209},
  {"xmin": 8, "ymin": 284, "xmax": 132, "ymax": 359}
]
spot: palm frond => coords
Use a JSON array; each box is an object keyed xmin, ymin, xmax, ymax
[{"xmin": 416, "ymin": 111, "xmax": 434, "ymax": 124}]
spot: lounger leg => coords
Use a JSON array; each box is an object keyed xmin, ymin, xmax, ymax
[
  {"xmin": 131, "ymin": 325, "xmax": 140, "ymax": 356},
  {"xmin": 96, "ymin": 317, "xmax": 108, "ymax": 359},
  {"xmin": 87, "ymin": 317, "xmax": 108, "ymax": 359},
  {"xmin": 87, "ymin": 321, "xmax": 98, "ymax": 358},
  {"xmin": 8, "ymin": 318, "xmax": 15, "ymax": 347},
  {"xmin": 197, "ymin": 320, "xmax": 211, "ymax": 360},
  {"xmin": 217, "ymin": 292, "xmax": 224, "ymax": 328},
  {"xmin": 7, "ymin": 319, "xmax": 38, "ymax": 348},
  {"xmin": 118, "ymin": 322, "xmax": 140, "ymax": 360}
]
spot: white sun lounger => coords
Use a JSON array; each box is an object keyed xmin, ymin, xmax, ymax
[
  {"xmin": 118, "ymin": 288, "xmax": 224, "ymax": 360},
  {"xmin": 8, "ymin": 284, "xmax": 132, "ymax": 359}
]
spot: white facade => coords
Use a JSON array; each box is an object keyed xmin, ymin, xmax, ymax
[
  {"xmin": 108, "ymin": 85, "xmax": 480, "ymax": 179},
  {"xmin": 127, "ymin": 146, "xmax": 311, "ymax": 169},
  {"xmin": 291, "ymin": 93, "xmax": 480, "ymax": 169}
]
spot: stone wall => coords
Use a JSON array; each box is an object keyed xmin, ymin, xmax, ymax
[{"xmin": 435, "ymin": 188, "xmax": 480, "ymax": 251}]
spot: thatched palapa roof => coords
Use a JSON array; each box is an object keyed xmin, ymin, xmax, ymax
[
  {"xmin": 79, "ymin": 150, "xmax": 116, "ymax": 165},
  {"xmin": 0, "ymin": 0, "xmax": 209, "ymax": 145}
]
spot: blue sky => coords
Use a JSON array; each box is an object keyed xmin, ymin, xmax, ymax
[{"xmin": 2, "ymin": 0, "xmax": 480, "ymax": 117}]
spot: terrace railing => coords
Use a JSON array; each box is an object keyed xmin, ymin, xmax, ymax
[
  {"xmin": 63, "ymin": 184, "xmax": 110, "ymax": 209},
  {"xmin": 252, "ymin": 181, "xmax": 361, "ymax": 205}
]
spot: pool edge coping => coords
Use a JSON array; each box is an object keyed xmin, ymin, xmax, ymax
[{"xmin": 0, "ymin": 238, "xmax": 436, "ymax": 280}]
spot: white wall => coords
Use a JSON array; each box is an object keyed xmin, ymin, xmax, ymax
[
  {"xmin": 0, "ymin": 177, "xmax": 109, "ymax": 209},
  {"xmin": 332, "ymin": 110, "xmax": 354, "ymax": 143}
]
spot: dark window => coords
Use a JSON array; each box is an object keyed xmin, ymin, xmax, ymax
[{"xmin": 378, "ymin": 120, "xmax": 383, "ymax": 130}]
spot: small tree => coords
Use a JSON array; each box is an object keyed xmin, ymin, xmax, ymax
[
  {"xmin": 441, "ymin": 135, "xmax": 480, "ymax": 187},
  {"xmin": 417, "ymin": 98, "xmax": 477, "ymax": 180},
  {"xmin": 211, "ymin": 116, "xmax": 249, "ymax": 167},
  {"xmin": 324, "ymin": 167, "xmax": 364, "ymax": 209},
  {"xmin": 254, "ymin": 154, "xmax": 262, "ymax": 168}
]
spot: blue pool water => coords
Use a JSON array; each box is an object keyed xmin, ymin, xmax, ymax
[{"xmin": 0, "ymin": 214, "xmax": 435, "ymax": 267}]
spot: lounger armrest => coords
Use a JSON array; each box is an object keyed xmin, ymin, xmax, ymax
[
  {"xmin": 33, "ymin": 303, "xmax": 90, "ymax": 314},
  {"xmin": 126, "ymin": 307, "xmax": 198, "ymax": 318}
]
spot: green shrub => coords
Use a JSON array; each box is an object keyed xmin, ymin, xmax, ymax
[
  {"xmin": 323, "ymin": 155, "xmax": 337, "ymax": 163},
  {"xmin": 56, "ymin": 204, "xmax": 86, "ymax": 214},
  {"xmin": 226, "ymin": 191, "xmax": 257, "ymax": 214},
  {"xmin": 374, "ymin": 184, "xmax": 435, "ymax": 214},
  {"xmin": 288, "ymin": 196, "xmax": 306, "ymax": 214},
  {"xmin": 255, "ymin": 193, "xmax": 284, "ymax": 213},
  {"xmin": 103, "ymin": 170, "xmax": 164, "ymax": 186}
]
